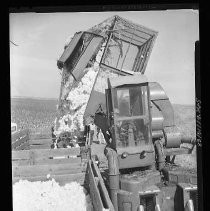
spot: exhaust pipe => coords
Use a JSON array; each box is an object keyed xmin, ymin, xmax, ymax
[{"xmin": 105, "ymin": 147, "xmax": 120, "ymax": 211}]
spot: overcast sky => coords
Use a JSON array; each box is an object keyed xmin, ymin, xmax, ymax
[{"xmin": 10, "ymin": 10, "xmax": 199, "ymax": 104}]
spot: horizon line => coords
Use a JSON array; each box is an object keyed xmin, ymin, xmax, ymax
[
  {"xmin": 11, "ymin": 96, "xmax": 58, "ymax": 100},
  {"xmin": 11, "ymin": 96, "xmax": 195, "ymax": 106}
]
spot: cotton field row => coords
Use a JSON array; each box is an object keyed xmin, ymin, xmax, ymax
[{"xmin": 11, "ymin": 98, "xmax": 58, "ymax": 136}]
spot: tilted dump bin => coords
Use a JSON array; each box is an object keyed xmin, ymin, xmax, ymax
[{"xmin": 56, "ymin": 15, "xmax": 158, "ymax": 123}]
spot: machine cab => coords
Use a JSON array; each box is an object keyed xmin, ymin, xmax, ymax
[{"xmin": 106, "ymin": 74, "xmax": 155, "ymax": 168}]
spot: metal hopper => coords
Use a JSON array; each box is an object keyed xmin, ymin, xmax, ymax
[
  {"xmin": 57, "ymin": 15, "xmax": 158, "ymax": 80},
  {"xmin": 56, "ymin": 15, "xmax": 158, "ymax": 124}
]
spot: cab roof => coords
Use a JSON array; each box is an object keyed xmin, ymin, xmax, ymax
[{"xmin": 108, "ymin": 74, "xmax": 148, "ymax": 88}]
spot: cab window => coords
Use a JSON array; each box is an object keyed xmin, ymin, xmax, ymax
[
  {"xmin": 113, "ymin": 85, "xmax": 148, "ymax": 117},
  {"xmin": 112, "ymin": 84, "xmax": 151, "ymax": 147}
]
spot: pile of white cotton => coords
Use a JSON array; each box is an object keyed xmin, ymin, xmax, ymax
[{"xmin": 13, "ymin": 179, "xmax": 91, "ymax": 211}]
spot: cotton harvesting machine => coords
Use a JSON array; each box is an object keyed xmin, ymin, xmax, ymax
[{"xmin": 56, "ymin": 15, "xmax": 198, "ymax": 211}]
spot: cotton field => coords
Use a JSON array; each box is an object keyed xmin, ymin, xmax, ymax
[{"xmin": 13, "ymin": 179, "xmax": 93, "ymax": 211}]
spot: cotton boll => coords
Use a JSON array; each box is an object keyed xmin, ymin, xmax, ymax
[{"xmin": 96, "ymin": 52, "xmax": 103, "ymax": 63}]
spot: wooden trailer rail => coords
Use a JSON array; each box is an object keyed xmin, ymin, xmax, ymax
[
  {"xmin": 87, "ymin": 159, "xmax": 115, "ymax": 211},
  {"xmin": 29, "ymin": 139, "xmax": 53, "ymax": 149},
  {"xmin": 12, "ymin": 147, "xmax": 85, "ymax": 186},
  {"xmin": 12, "ymin": 129, "xmax": 30, "ymax": 150}
]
